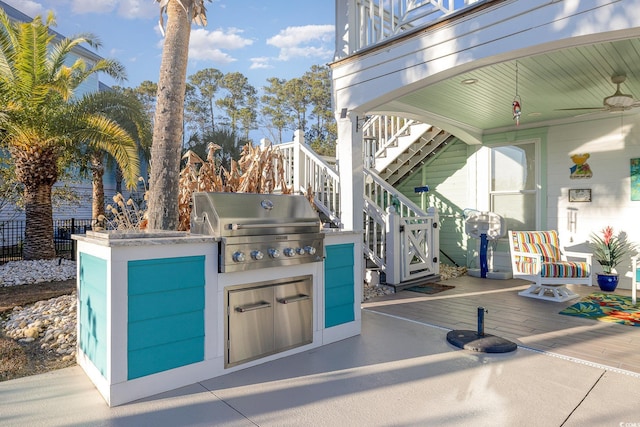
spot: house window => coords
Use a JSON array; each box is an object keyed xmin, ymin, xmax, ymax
[{"xmin": 489, "ymin": 142, "xmax": 538, "ymax": 232}]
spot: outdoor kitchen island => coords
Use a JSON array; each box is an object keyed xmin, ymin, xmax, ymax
[{"xmin": 73, "ymin": 221, "xmax": 361, "ymax": 406}]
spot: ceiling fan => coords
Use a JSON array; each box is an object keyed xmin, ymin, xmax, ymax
[{"xmin": 558, "ymin": 75, "xmax": 640, "ymax": 113}]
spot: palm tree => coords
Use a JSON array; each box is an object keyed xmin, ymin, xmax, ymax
[
  {"xmin": 73, "ymin": 90, "xmax": 152, "ymax": 222},
  {"xmin": 146, "ymin": 0, "xmax": 208, "ymax": 230},
  {"xmin": 0, "ymin": 11, "xmax": 141, "ymax": 260}
]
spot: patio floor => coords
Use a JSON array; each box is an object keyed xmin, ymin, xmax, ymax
[
  {"xmin": 3, "ymin": 275, "xmax": 640, "ymax": 426},
  {"xmin": 363, "ymin": 275, "xmax": 640, "ymax": 374}
]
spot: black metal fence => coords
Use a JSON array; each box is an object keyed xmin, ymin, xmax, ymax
[{"xmin": 0, "ymin": 218, "xmax": 94, "ymax": 263}]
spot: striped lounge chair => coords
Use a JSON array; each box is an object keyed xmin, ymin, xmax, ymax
[{"xmin": 509, "ymin": 230, "xmax": 592, "ymax": 302}]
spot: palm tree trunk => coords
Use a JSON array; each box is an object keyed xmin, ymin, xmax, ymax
[
  {"xmin": 147, "ymin": 0, "xmax": 193, "ymax": 230},
  {"xmin": 91, "ymin": 154, "xmax": 106, "ymax": 225},
  {"xmin": 23, "ymin": 184, "xmax": 56, "ymax": 260},
  {"xmin": 115, "ymin": 166, "xmax": 123, "ymax": 194},
  {"xmin": 12, "ymin": 145, "xmax": 59, "ymax": 260}
]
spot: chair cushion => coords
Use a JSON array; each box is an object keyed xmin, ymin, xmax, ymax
[
  {"xmin": 512, "ymin": 231, "xmax": 561, "ymax": 262},
  {"xmin": 517, "ymin": 261, "xmax": 590, "ymax": 277},
  {"xmin": 519, "ymin": 242, "xmax": 559, "ymax": 262}
]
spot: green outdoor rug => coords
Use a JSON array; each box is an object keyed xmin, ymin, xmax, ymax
[
  {"xmin": 405, "ymin": 283, "xmax": 454, "ymax": 295},
  {"xmin": 559, "ymin": 293, "xmax": 640, "ymax": 327}
]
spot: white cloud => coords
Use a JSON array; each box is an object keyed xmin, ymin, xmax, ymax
[
  {"xmin": 69, "ymin": 0, "xmax": 155, "ymax": 19},
  {"xmin": 117, "ymin": 0, "xmax": 157, "ymax": 19},
  {"xmin": 3, "ymin": 0, "xmax": 46, "ymax": 16},
  {"xmin": 250, "ymin": 57, "xmax": 272, "ymax": 70},
  {"xmin": 188, "ymin": 27, "xmax": 253, "ymax": 63},
  {"xmin": 267, "ymin": 24, "xmax": 334, "ymax": 61}
]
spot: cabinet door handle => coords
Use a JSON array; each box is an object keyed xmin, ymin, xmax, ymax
[
  {"xmin": 235, "ymin": 302, "xmax": 271, "ymax": 312},
  {"xmin": 278, "ymin": 294, "xmax": 310, "ymax": 304}
]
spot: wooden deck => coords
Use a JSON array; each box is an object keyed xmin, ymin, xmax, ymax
[{"xmin": 362, "ymin": 275, "xmax": 640, "ymax": 374}]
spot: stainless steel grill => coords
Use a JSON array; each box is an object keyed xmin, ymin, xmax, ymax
[{"xmin": 190, "ymin": 192, "xmax": 324, "ymax": 272}]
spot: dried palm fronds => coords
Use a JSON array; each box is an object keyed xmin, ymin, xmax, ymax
[{"xmin": 177, "ymin": 142, "xmax": 293, "ymax": 231}]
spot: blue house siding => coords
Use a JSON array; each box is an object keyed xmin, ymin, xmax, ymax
[
  {"xmin": 127, "ymin": 256, "xmax": 205, "ymax": 380},
  {"xmin": 78, "ymin": 252, "xmax": 108, "ymax": 376},
  {"xmin": 324, "ymin": 244, "xmax": 355, "ymax": 327}
]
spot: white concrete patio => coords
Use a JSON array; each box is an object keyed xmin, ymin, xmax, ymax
[{"xmin": 2, "ymin": 279, "xmax": 640, "ymax": 426}]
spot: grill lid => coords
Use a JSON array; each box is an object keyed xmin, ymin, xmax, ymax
[{"xmin": 191, "ymin": 192, "xmax": 321, "ymax": 237}]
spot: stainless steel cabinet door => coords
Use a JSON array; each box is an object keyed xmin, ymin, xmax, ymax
[
  {"xmin": 227, "ymin": 286, "xmax": 275, "ymax": 365},
  {"xmin": 274, "ymin": 279, "xmax": 312, "ymax": 350}
]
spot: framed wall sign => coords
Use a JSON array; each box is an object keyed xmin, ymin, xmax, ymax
[{"xmin": 568, "ymin": 188, "xmax": 591, "ymax": 202}]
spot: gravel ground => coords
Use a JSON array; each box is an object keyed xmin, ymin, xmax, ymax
[
  {"xmin": 363, "ymin": 264, "xmax": 467, "ymax": 300},
  {"xmin": 0, "ymin": 260, "xmax": 77, "ymax": 382}
]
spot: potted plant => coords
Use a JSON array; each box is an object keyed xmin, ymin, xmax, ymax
[{"xmin": 589, "ymin": 226, "xmax": 629, "ymax": 291}]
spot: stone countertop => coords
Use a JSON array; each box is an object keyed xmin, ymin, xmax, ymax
[
  {"xmin": 72, "ymin": 230, "xmax": 219, "ymax": 247},
  {"xmin": 321, "ymin": 228, "xmax": 362, "ymax": 235}
]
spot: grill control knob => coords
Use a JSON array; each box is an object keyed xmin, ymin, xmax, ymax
[
  {"xmin": 304, "ymin": 246, "xmax": 316, "ymax": 255},
  {"xmin": 268, "ymin": 248, "xmax": 280, "ymax": 258},
  {"xmin": 283, "ymin": 248, "xmax": 296, "ymax": 257},
  {"xmin": 232, "ymin": 251, "xmax": 246, "ymax": 263},
  {"xmin": 296, "ymin": 247, "xmax": 305, "ymax": 255},
  {"xmin": 251, "ymin": 250, "xmax": 264, "ymax": 260}
]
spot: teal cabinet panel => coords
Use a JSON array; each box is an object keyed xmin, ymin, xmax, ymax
[
  {"xmin": 324, "ymin": 245, "xmax": 354, "ymax": 268},
  {"xmin": 128, "ymin": 256, "xmax": 205, "ymax": 294},
  {"xmin": 128, "ymin": 311, "xmax": 205, "ymax": 351},
  {"xmin": 325, "ymin": 286, "xmax": 354, "ymax": 308},
  {"xmin": 324, "ymin": 244, "xmax": 355, "ymax": 328},
  {"xmin": 128, "ymin": 337, "xmax": 204, "ymax": 380},
  {"xmin": 128, "ymin": 287, "xmax": 205, "ymax": 322},
  {"xmin": 325, "ymin": 265, "xmax": 355, "ymax": 289},
  {"xmin": 325, "ymin": 306, "xmax": 355, "ymax": 328},
  {"xmin": 127, "ymin": 256, "xmax": 205, "ymax": 380},
  {"xmin": 78, "ymin": 253, "xmax": 108, "ymax": 376}
]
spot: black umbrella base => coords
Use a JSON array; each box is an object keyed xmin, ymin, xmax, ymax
[{"xmin": 446, "ymin": 330, "xmax": 517, "ymax": 353}]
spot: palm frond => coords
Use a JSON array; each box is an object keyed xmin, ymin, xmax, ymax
[{"xmin": 72, "ymin": 114, "xmax": 141, "ymax": 189}]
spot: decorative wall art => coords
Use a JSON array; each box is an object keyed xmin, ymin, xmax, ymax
[
  {"xmin": 568, "ymin": 189, "xmax": 591, "ymax": 203},
  {"xmin": 569, "ymin": 153, "xmax": 592, "ymax": 179},
  {"xmin": 632, "ymin": 158, "xmax": 640, "ymax": 201}
]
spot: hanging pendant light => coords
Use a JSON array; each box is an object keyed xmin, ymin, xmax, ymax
[{"xmin": 512, "ymin": 62, "xmax": 522, "ymax": 126}]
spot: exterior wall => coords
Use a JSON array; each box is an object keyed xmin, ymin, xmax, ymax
[
  {"xmin": 546, "ymin": 115, "xmax": 640, "ymax": 288},
  {"xmin": 394, "ymin": 116, "xmax": 640, "ymax": 287},
  {"xmin": 397, "ymin": 138, "xmax": 470, "ymax": 267}
]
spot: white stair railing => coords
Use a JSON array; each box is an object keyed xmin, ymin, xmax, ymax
[
  {"xmin": 275, "ymin": 122, "xmax": 440, "ymax": 284},
  {"xmin": 363, "ymin": 168, "xmax": 438, "ymax": 283},
  {"xmin": 274, "ymin": 131, "xmax": 341, "ymax": 227}
]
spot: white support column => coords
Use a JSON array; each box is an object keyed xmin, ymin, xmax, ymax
[
  {"xmin": 293, "ymin": 130, "xmax": 304, "ymax": 194},
  {"xmin": 385, "ymin": 207, "xmax": 401, "ymax": 285},
  {"xmin": 336, "ymin": 111, "xmax": 364, "ymax": 232}
]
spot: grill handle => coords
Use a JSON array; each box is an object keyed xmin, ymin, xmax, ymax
[
  {"xmin": 228, "ymin": 222, "xmax": 319, "ymax": 230},
  {"xmin": 278, "ymin": 294, "xmax": 310, "ymax": 304},
  {"xmin": 235, "ymin": 302, "xmax": 272, "ymax": 313}
]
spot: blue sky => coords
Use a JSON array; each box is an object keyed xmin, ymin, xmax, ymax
[{"xmin": 4, "ymin": 0, "xmax": 336, "ymax": 90}]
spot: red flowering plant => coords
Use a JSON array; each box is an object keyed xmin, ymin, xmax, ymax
[{"xmin": 589, "ymin": 226, "xmax": 630, "ymax": 275}]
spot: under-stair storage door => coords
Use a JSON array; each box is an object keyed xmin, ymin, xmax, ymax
[
  {"xmin": 227, "ymin": 286, "xmax": 275, "ymax": 366},
  {"xmin": 274, "ymin": 277, "xmax": 313, "ymax": 350}
]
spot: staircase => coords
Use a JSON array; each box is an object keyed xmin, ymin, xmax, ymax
[
  {"xmin": 276, "ymin": 115, "xmax": 447, "ymax": 286},
  {"xmin": 361, "ymin": 116, "xmax": 453, "ymax": 186}
]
